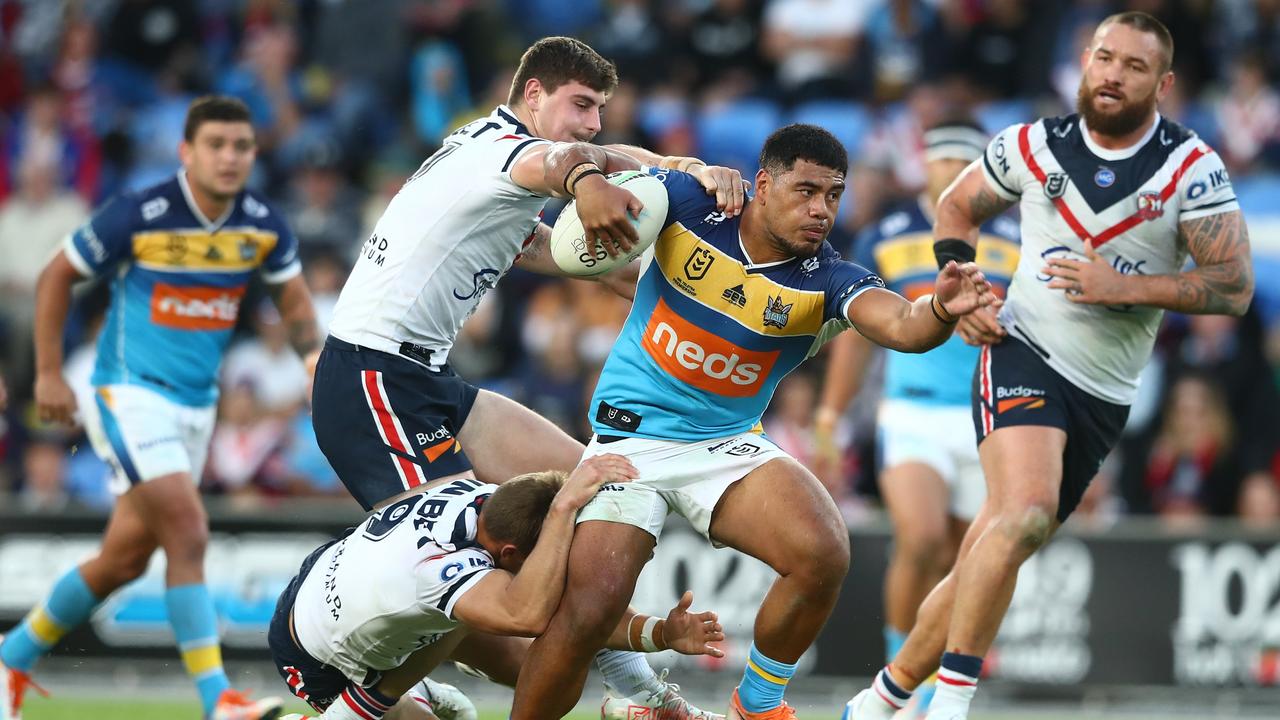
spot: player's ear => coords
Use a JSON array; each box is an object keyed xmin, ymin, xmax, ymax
[
  {"xmin": 178, "ymin": 140, "xmax": 193, "ymax": 167},
  {"xmin": 524, "ymin": 78, "xmax": 543, "ymax": 111},
  {"xmin": 754, "ymin": 169, "xmax": 771, "ymax": 203}
]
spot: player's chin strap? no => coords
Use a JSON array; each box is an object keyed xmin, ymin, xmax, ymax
[{"xmin": 933, "ymin": 238, "xmax": 976, "ymax": 269}]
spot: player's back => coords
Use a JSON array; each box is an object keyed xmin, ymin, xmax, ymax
[
  {"xmin": 328, "ymin": 106, "xmax": 552, "ymax": 368},
  {"xmin": 65, "ymin": 173, "xmax": 299, "ymax": 406},
  {"xmin": 855, "ymin": 199, "xmax": 1020, "ymax": 406},
  {"xmin": 591, "ymin": 169, "xmax": 885, "ymax": 441},
  {"xmin": 291, "ymin": 477, "xmax": 496, "ymax": 681}
]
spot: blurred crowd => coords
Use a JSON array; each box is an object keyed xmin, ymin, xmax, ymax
[{"xmin": 0, "ymin": 0, "xmax": 1278, "ymax": 528}]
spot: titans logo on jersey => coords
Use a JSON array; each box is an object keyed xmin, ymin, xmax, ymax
[
  {"xmin": 64, "ymin": 172, "xmax": 300, "ymax": 406},
  {"xmin": 854, "ymin": 199, "xmax": 1020, "ymax": 406},
  {"xmin": 591, "ymin": 169, "xmax": 885, "ymax": 441}
]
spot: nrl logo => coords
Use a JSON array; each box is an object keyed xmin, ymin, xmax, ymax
[
  {"xmin": 762, "ymin": 294, "xmax": 793, "ymax": 329},
  {"xmin": 1044, "ymin": 172, "xmax": 1069, "ymax": 199},
  {"xmin": 684, "ymin": 247, "xmax": 714, "ymax": 280}
]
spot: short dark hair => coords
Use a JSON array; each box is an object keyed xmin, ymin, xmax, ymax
[
  {"xmin": 183, "ymin": 95, "xmax": 253, "ymax": 141},
  {"xmin": 507, "ymin": 37, "xmax": 619, "ymax": 107},
  {"xmin": 480, "ymin": 470, "xmax": 566, "ymax": 555},
  {"xmin": 1097, "ymin": 11, "xmax": 1174, "ymax": 72},
  {"xmin": 759, "ymin": 124, "xmax": 848, "ymax": 176}
]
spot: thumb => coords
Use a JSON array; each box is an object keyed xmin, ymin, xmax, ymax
[
  {"xmin": 1084, "ymin": 241, "xmax": 1100, "ymax": 260},
  {"xmin": 676, "ymin": 590, "xmax": 694, "ymax": 612},
  {"xmin": 628, "ymin": 195, "xmax": 644, "ymax": 220}
]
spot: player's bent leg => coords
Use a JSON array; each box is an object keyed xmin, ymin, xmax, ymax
[
  {"xmin": 510, "ymin": 520, "xmax": 655, "ymax": 720},
  {"xmin": 448, "ymin": 632, "xmax": 530, "ymax": 687},
  {"xmin": 458, "ymin": 390, "xmax": 586, "ymax": 483},
  {"xmin": 879, "ymin": 462, "xmax": 953, "ymax": 647},
  {"xmin": 708, "ymin": 458, "xmax": 849, "ymax": 717}
]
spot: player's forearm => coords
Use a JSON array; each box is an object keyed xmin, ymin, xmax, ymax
[
  {"xmin": 887, "ymin": 296, "xmax": 955, "ymax": 353},
  {"xmin": 499, "ymin": 506, "xmax": 578, "ymax": 635},
  {"xmin": 544, "ymin": 144, "xmax": 641, "ymax": 198},
  {"xmin": 271, "ymin": 278, "xmax": 321, "ymax": 356},
  {"xmin": 606, "ymin": 144, "xmax": 663, "ymax": 167},
  {"xmin": 1121, "ymin": 260, "xmax": 1254, "ymax": 316},
  {"xmin": 33, "ymin": 260, "xmax": 77, "ymax": 376}
]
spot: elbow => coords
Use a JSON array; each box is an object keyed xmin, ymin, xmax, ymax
[{"xmin": 1229, "ymin": 270, "xmax": 1256, "ymax": 317}]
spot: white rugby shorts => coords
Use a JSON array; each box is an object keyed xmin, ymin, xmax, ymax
[
  {"xmin": 83, "ymin": 383, "xmax": 216, "ymax": 495},
  {"xmin": 877, "ymin": 399, "xmax": 985, "ymax": 520}
]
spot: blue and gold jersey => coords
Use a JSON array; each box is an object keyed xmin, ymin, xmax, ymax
[
  {"xmin": 65, "ymin": 172, "xmax": 301, "ymax": 406},
  {"xmin": 591, "ymin": 169, "xmax": 885, "ymax": 441},
  {"xmin": 853, "ymin": 199, "xmax": 1020, "ymax": 406}
]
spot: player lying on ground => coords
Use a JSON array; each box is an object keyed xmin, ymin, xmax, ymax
[
  {"xmin": 269, "ymin": 454, "xmax": 725, "ymax": 720},
  {"xmin": 843, "ymin": 11, "xmax": 1253, "ymax": 720},
  {"xmin": 509, "ymin": 123, "xmax": 996, "ymax": 720},
  {"xmin": 312, "ymin": 36, "xmax": 742, "ymax": 719}
]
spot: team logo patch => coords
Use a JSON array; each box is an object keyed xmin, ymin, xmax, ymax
[
  {"xmin": 1044, "ymin": 172, "xmax": 1069, "ymax": 199},
  {"xmin": 762, "ymin": 294, "xmax": 793, "ymax": 329},
  {"xmin": 1094, "ymin": 167, "xmax": 1115, "ymax": 187},
  {"xmin": 238, "ymin": 237, "xmax": 259, "ymax": 261},
  {"xmin": 801, "ymin": 257, "xmax": 820, "ymax": 273},
  {"xmin": 1136, "ymin": 190, "xmax": 1164, "ymax": 220},
  {"xmin": 684, "ymin": 247, "xmax": 715, "ymax": 280},
  {"xmin": 721, "ymin": 284, "xmax": 747, "ymax": 308}
]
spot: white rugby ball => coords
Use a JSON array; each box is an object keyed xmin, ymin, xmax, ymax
[{"xmin": 550, "ymin": 170, "xmax": 669, "ymax": 277}]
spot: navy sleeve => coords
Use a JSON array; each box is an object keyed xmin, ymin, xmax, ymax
[
  {"xmin": 645, "ymin": 167, "xmax": 718, "ymax": 230},
  {"xmin": 824, "ymin": 257, "xmax": 886, "ymax": 323},
  {"xmin": 64, "ymin": 194, "xmax": 137, "ymax": 277},
  {"xmin": 257, "ymin": 200, "xmax": 302, "ymax": 283}
]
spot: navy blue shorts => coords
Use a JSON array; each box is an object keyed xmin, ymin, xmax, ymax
[
  {"xmin": 269, "ymin": 537, "xmax": 357, "ymax": 712},
  {"xmin": 972, "ymin": 334, "xmax": 1129, "ymax": 522},
  {"xmin": 312, "ymin": 337, "xmax": 479, "ymax": 510}
]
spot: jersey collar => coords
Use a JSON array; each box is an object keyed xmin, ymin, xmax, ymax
[
  {"xmin": 495, "ymin": 105, "xmax": 533, "ymax": 136},
  {"xmin": 1078, "ymin": 112, "xmax": 1161, "ymax": 161},
  {"xmin": 178, "ymin": 171, "xmax": 236, "ymax": 231},
  {"xmin": 738, "ymin": 232, "xmax": 795, "ymax": 271}
]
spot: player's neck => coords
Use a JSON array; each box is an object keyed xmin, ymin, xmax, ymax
[
  {"xmin": 738, "ymin": 203, "xmax": 789, "ymax": 264},
  {"xmin": 510, "ymin": 104, "xmax": 541, "ymax": 138},
  {"xmin": 1082, "ymin": 111, "xmax": 1158, "ymax": 152},
  {"xmin": 182, "ymin": 171, "xmax": 234, "ymax": 223}
]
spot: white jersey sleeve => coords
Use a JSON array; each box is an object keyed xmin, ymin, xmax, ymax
[
  {"xmin": 1177, "ymin": 146, "xmax": 1240, "ymax": 221},
  {"xmin": 981, "ymin": 124, "xmax": 1031, "ymax": 202},
  {"xmin": 417, "ymin": 548, "xmax": 495, "ymax": 620}
]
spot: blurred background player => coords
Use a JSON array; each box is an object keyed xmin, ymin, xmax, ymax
[
  {"xmin": 844, "ymin": 12, "xmax": 1254, "ymax": 720},
  {"xmin": 310, "ymin": 36, "xmax": 743, "ymax": 720},
  {"xmin": 510, "ymin": 124, "xmax": 996, "ymax": 720},
  {"xmin": 815, "ymin": 118, "xmax": 1019, "ymax": 717},
  {"xmin": 0, "ymin": 96, "xmax": 317, "ymax": 720},
  {"xmin": 270, "ymin": 455, "xmax": 723, "ymax": 720}
]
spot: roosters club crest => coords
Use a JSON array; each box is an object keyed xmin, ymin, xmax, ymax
[{"xmin": 1136, "ymin": 190, "xmax": 1164, "ymax": 220}]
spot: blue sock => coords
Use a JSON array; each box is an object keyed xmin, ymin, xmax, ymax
[
  {"xmin": 165, "ymin": 584, "xmax": 229, "ymax": 715},
  {"xmin": 737, "ymin": 643, "xmax": 797, "ymax": 713},
  {"xmin": 883, "ymin": 626, "xmax": 906, "ymax": 663},
  {"xmin": 0, "ymin": 567, "xmax": 100, "ymax": 672},
  {"xmin": 939, "ymin": 651, "xmax": 983, "ymax": 680}
]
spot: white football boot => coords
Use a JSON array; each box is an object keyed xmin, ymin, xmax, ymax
[{"xmin": 601, "ymin": 668, "xmax": 724, "ymax": 720}]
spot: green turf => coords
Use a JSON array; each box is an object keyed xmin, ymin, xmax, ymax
[{"xmin": 21, "ymin": 698, "xmax": 599, "ymax": 720}]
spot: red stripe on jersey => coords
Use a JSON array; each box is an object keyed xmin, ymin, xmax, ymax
[{"xmin": 1019, "ymin": 124, "xmax": 1213, "ymax": 248}]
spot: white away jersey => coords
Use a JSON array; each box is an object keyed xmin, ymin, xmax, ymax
[
  {"xmin": 292, "ymin": 478, "xmax": 496, "ymax": 683},
  {"xmin": 327, "ymin": 106, "xmax": 551, "ymax": 366},
  {"xmin": 981, "ymin": 114, "xmax": 1238, "ymax": 404}
]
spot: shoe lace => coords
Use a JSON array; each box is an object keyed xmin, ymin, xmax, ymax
[{"xmin": 642, "ymin": 669, "xmax": 720, "ymax": 719}]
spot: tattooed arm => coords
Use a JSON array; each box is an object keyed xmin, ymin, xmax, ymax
[
  {"xmin": 268, "ymin": 274, "xmax": 321, "ymax": 356},
  {"xmin": 1131, "ymin": 210, "xmax": 1254, "ymax": 315},
  {"xmin": 933, "ymin": 161, "xmax": 1018, "ymax": 249},
  {"xmin": 514, "ymin": 223, "xmax": 638, "ymax": 300}
]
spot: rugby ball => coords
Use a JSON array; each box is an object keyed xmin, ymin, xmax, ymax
[{"xmin": 550, "ymin": 170, "xmax": 669, "ymax": 277}]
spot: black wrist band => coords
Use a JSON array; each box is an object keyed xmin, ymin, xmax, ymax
[
  {"xmin": 931, "ymin": 294, "xmax": 957, "ymax": 324},
  {"xmin": 563, "ymin": 161, "xmax": 598, "ymax": 194},
  {"xmin": 569, "ymin": 167, "xmax": 605, "ymax": 195},
  {"xmin": 933, "ymin": 238, "xmax": 976, "ymax": 269}
]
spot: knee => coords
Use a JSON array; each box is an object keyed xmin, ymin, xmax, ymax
[
  {"xmin": 993, "ymin": 502, "xmax": 1054, "ymax": 553},
  {"xmin": 895, "ymin": 524, "xmax": 951, "ymax": 571},
  {"xmin": 561, "ymin": 576, "xmax": 630, "ymax": 643},
  {"xmin": 789, "ymin": 524, "xmax": 850, "ymax": 592},
  {"xmin": 158, "ymin": 508, "xmax": 209, "ymax": 566}
]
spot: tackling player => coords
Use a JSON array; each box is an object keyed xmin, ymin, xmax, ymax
[
  {"xmin": 843, "ymin": 12, "xmax": 1254, "ymax": 720},
  {"xmin": 509, "ymin": 124, "xmax": 996, "ymax": 720},
  {"xmin": 311, "ymin": 36, "xmax": 742, "ymax": 719},
  {"xmin": 0, "ymin": 96, "xmax": 315, "ymax": 720},
  {"xmin": 269, "ymin": 454, "xmax": 724, "ymax": 720},
  {"xmin": 815, "ymin": 119, "xmax": 1019, "ymax": 717}
]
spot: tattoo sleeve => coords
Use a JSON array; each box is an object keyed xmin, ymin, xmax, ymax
[
  {"xmin": 1173, "ymin": 210, "xmax": 1254, "ymax": 315},
  {"xmin": 967, "ymin": 184, "xmax": 1016, "ymax": 225}
]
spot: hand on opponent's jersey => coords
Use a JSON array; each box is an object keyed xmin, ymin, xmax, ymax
[
  {"xmin": 660, "ymin": 590, "xmax": 726, "ymax": 657},
  {"xmin": 1041, "ymin": 242, "xmax": 1129, "ymax": 305},
  {"xmin": 553, "ymin": 453, "xmax": 639, "ymax": 513},
  {"xmin": 933, "ymin": 261, "xmax": 997, "ymax": 319},
  {"xmin": 35, "ymin": 372, "xmax": 77, "ymax": 425},
  {"xmin": 685, "ymin": 163, "xmax": 749, "ymax": 218}
]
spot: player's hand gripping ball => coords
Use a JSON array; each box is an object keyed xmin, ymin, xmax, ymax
[{"xmin": 551, "ymin": 170, "xmax": 669, "ymax": 277}]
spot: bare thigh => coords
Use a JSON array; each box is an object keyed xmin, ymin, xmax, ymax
[{"xmin": 458, "ymin": 390, "xmax": 586, "ymax": 483}]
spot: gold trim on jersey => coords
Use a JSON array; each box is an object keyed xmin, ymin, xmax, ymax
[
  {"xmin": 873, "ymin": 232, "xmax": 1020, "ymax": 281},
  {"xmin": 653, "ymin": 223, "xmax": 824, "ymax": 337},
  {"xmin": 132, "ymin": 227, "xmax": 279, "ymax": 272}
]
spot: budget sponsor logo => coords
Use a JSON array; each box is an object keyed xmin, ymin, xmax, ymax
[{"xmin": 641, "ymin": 298, "xmax": 777, "ymax": 397}]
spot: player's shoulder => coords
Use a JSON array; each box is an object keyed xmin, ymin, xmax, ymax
[{"xmin": 235, "ymin": 188, "xmax": 289, "ymax": 231}]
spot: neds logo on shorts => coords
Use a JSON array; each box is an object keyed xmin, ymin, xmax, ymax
[
  {"xmin": 641, "ymin": 298, "xmax": 777, "ymax": 397},
  {"xmin": 150, "ymin": 284, "xmax": 245, "ymax": 330}
]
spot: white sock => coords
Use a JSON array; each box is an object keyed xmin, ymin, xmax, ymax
[
  {"xmin": 320, "ymin": 685, "xmax": 394, "ymax": 720},
  {"xmin": 924, "ymin": 666, "xmax": 979, "ymax": 720},
  {"xmin": 596, "ymin": 649, "xmax": 657, "ymax": 697}
]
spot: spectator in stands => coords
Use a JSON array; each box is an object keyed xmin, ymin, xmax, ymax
[
  {"xmin": 685, "ymin": 0, "xmax": 769, "ymax": 102},
  {"xmin": 861, "ymin": 0, "xmax": 945, "ymax": 102},
  {"xmin": 0, "ymin": 152, "xmax": 90, "ymax": 392},
  {"xmin": 1144, "ymin": 374, "xmax": 1241, "ymax": 521},
  {"xmin": 1237, "ymin": 470, "xmax": 1280, "ymax": 528},
  {"xmin": 761, "ymin": 0, "xmax": 869, "ymax": 102},
  {"xmin": 1217, "ymin": 52, "xmax": 1280, "ymax": 174},
  {"xmin": 282, "ymin": 141, "xmax": 362, "ymax": 261},
  {"xmin": 204, "ymin": 381, "xmax": 288, "ymax": 499},
  {"xmin": 765, "ymin": 371, "xmax": 854, "ymax": 508},
  {"xmin": 1, "ymin": 84, "xmax": 99, "ymax": 202},
  {"xmin": 410, "ymin": 40, "xmax": 472, "ymax": 145},
  {"xmin": 222, "ymin": 301, "xmax": 310, "ymax": 419}
]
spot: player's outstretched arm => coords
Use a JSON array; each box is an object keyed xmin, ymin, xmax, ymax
[
  {"xmin": 934, "ymin": 161, "xmax": 1017, "ymax": 263},
  {"xmin": 1042, "ymin": 210, "xmax": 1254, "ymax": 316},
  {"xmin": 846, "ymin": 262, "xmax": 996, "ymax": 354},
  {"xmin": 267, "ymin": 274, "xmax": 320, "ymax": 358},
  {"xmin": 602, "ymin": 591, "xmax": 726, "ymax": 657},
  {"xmin": 33, "ymin": 252, "xmax": 88, "ymax": 425},
  {"xmin": 451, "ymin": 454, "xmax": 638, "ymax": 637}
]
